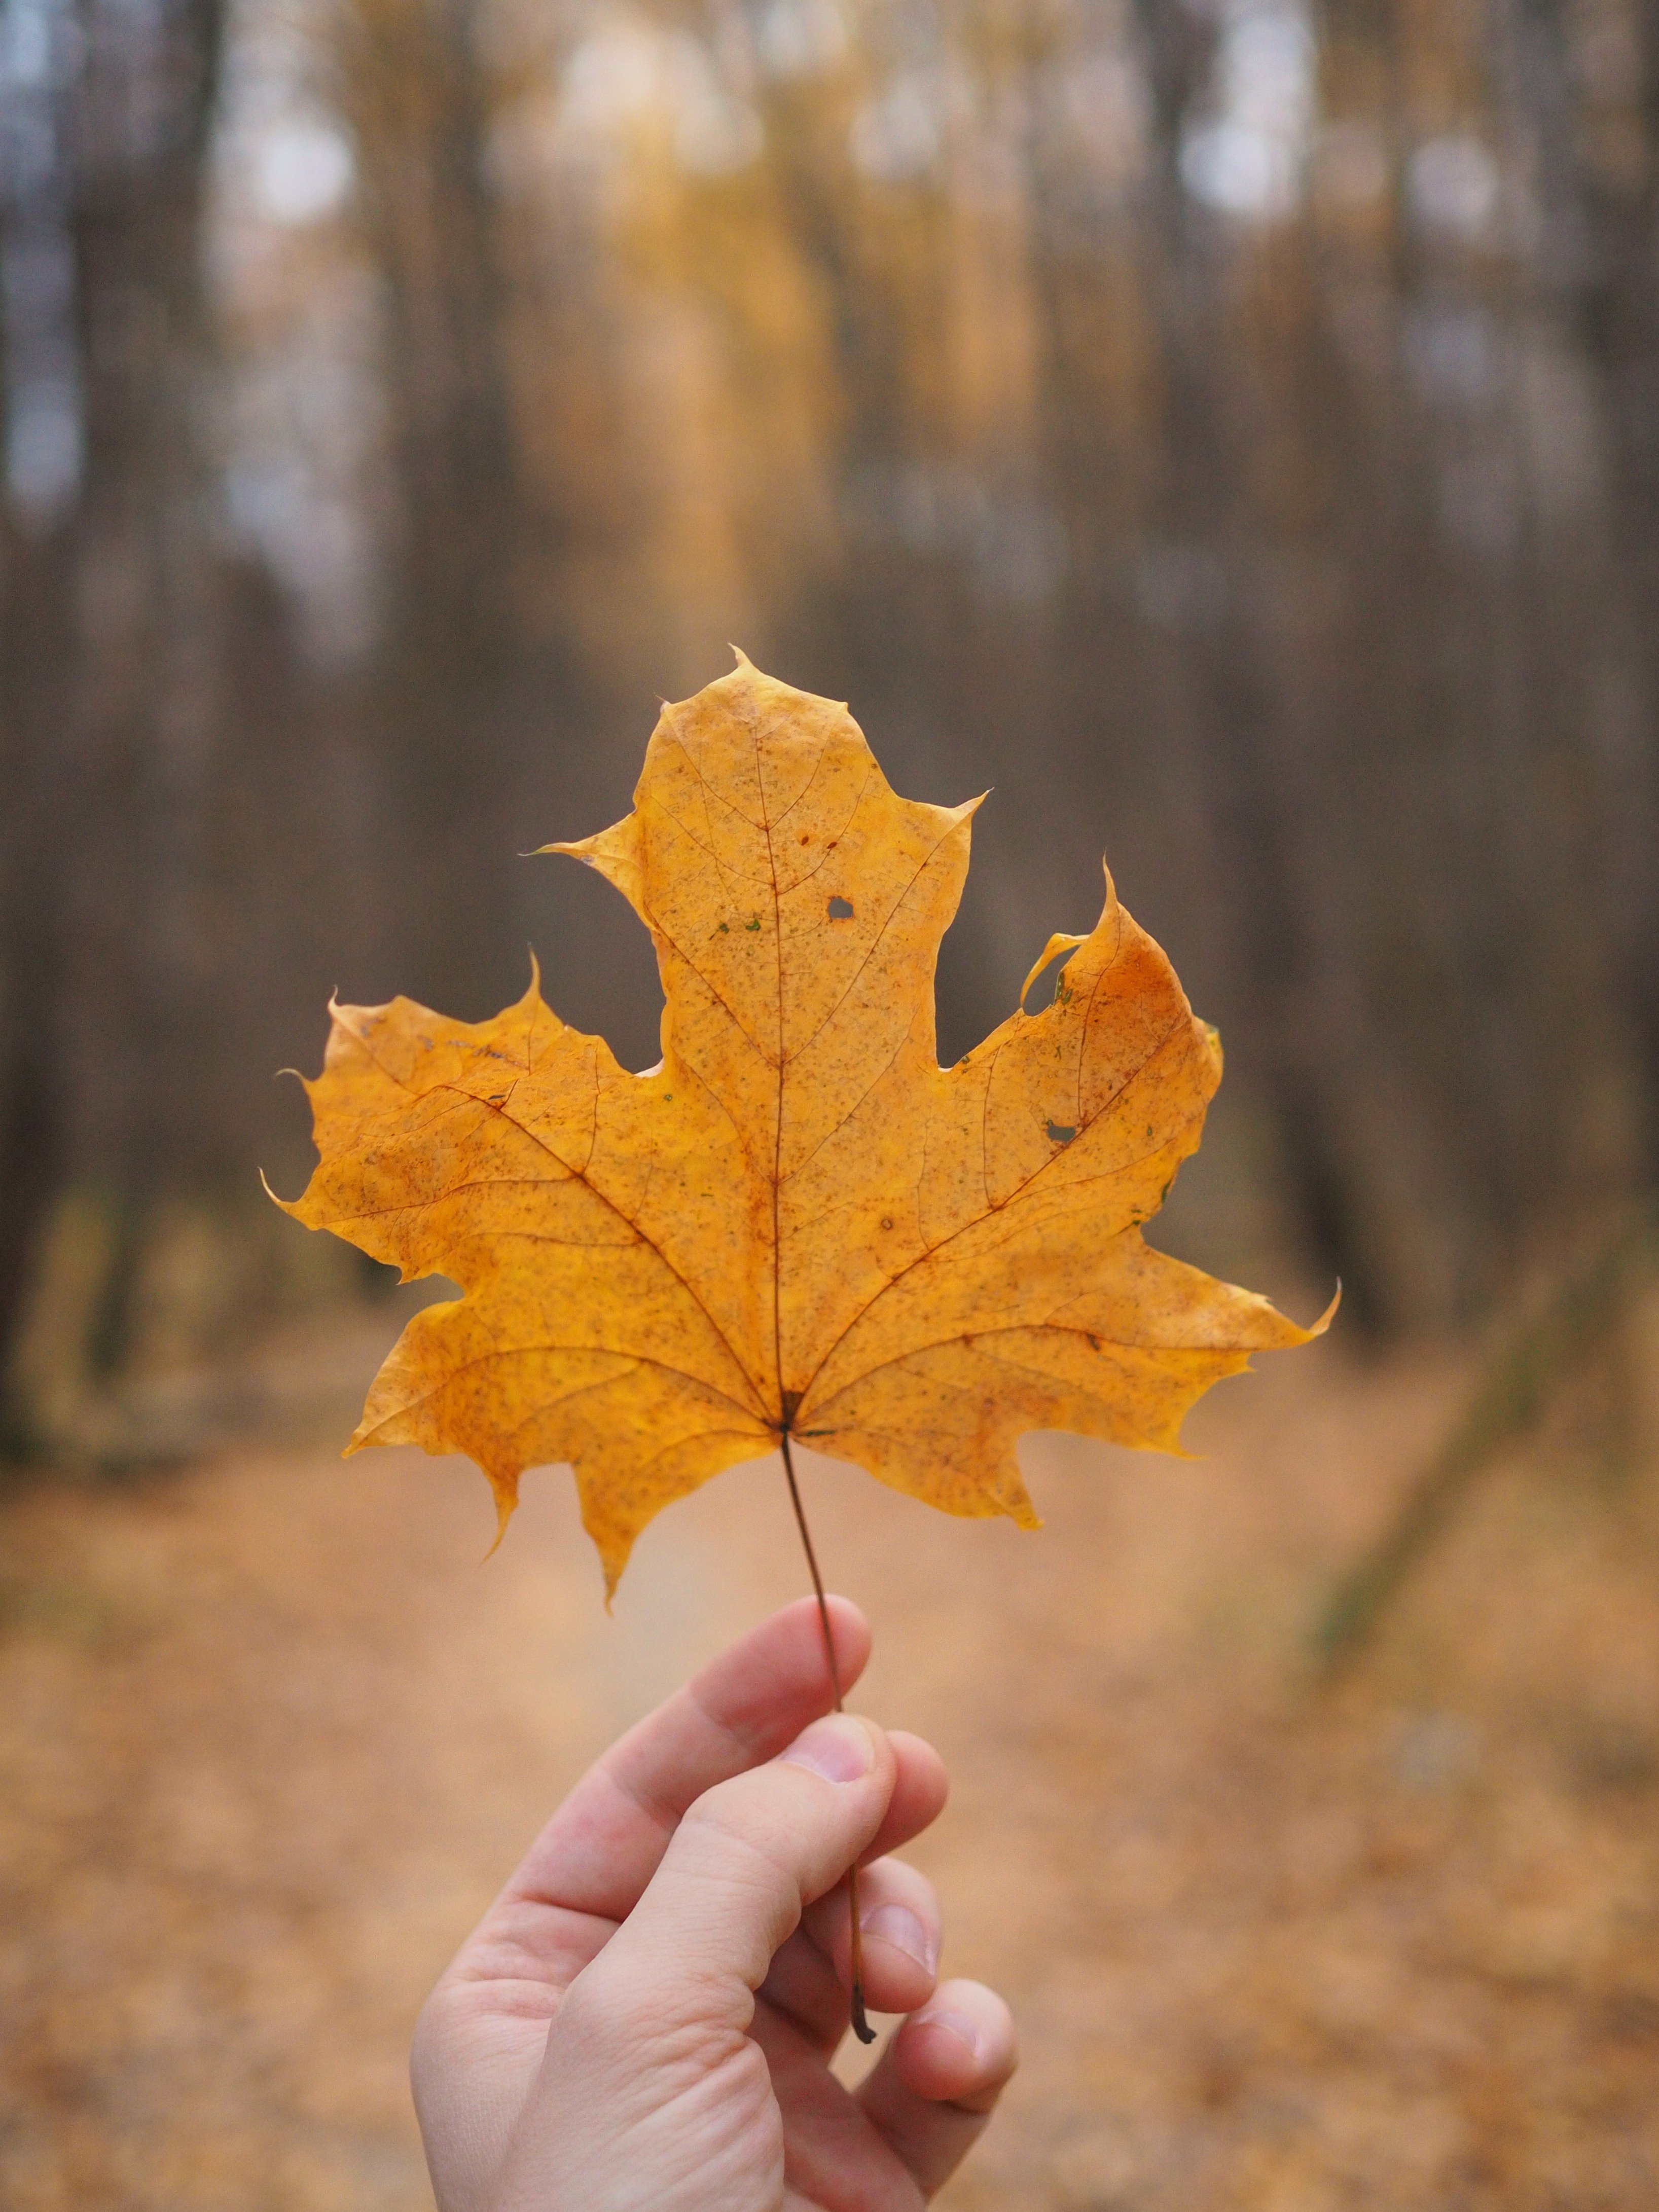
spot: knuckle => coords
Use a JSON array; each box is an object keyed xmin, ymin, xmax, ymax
[
  {"xmin": 556, "ymin": 1959, "xmax": 662, "ymax": 2055},
  {"xmin": 678, "ymin": 1791, "xmax": 802, "ymax": 1906},
  {"xmin": 682, "ymin": 1768, "xmax": 804, "ymax": 1869},
  {"xmin": 675, "ymin": 1759, "xmax": 873, "ymax": 1917}
]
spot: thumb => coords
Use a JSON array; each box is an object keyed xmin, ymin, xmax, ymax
[{"xmin": 583, "ymin": 1713, "xmax": 895, "ymax": 2029}]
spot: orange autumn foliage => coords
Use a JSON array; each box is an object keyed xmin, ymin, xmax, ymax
[{"xmin": 277, "ymin": 657, "xmax": 1329, "ymax": 1590}]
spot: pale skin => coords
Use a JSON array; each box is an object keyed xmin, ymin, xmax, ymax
[{"xmin": 413, "ymin": 1597, "xmax": 1017, "ymax": 2211}]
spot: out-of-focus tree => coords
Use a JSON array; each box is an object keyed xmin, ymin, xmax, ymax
[
  {"xmin": 2, "ymin": 0, "xmax": 240, "ymax": 1445},
  {"xmin": 333, "ymin": 0, "xmax": 534, "ymax": 1016},
  {"xmin": 1510, "ymin": 0, "xmax": 1659, "ymax": 1126}
]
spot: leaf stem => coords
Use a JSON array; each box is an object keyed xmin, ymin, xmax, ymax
[{"xmin": 781, "ymin": 1429, "xmax": 876, "ymax": 2045}]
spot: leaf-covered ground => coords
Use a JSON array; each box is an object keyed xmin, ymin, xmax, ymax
[{"xmin": 4, "ymin": 1302, "xmax": 1659, "ymax": 2210}]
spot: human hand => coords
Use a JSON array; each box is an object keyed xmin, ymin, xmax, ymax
[{"xmin": 411, "ymin": 1597, "xmax": 1016, "ymax": 2210}]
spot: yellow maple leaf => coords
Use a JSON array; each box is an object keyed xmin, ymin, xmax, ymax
[{"xmin": 276, "ymin": 656, "xmax": 1330, "ymax": 1593}]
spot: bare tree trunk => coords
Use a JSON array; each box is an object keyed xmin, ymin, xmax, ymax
[
  {"xmin": 1, "ymin": 0, "xmax": 235, "ymax": 1438},
  {"xmin": 337, "ymin": 0, "xmax": 542, "ymax": 1022},
  {"xmin": 0, "ymin": 510, "xmax": 74, "ymax": 1442},
  {"xmin": 62, "ymin": 0, "xmax": 229, "ymax": 1195},
  {"xmin": 1511, "ymin": 0, "xmax": 1659, "ymax": 1159}
]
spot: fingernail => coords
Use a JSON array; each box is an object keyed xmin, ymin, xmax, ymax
[
  {"xmin": 780, "ymin": 1715, "xmax": 874, "ymax": 1784},
  {"xmin": 914, "ymin": 2008, "xmax": 982, "ymax": 2060},
  {"xmin": 862, "ymin": 1903, "xmax": 937, "ymax": 1975}
]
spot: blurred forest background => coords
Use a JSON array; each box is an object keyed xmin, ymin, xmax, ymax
[
  {"xmin": 4, "ymin": 0, "xmax": 1659, "ymax": 1459},
  {"xmin": 10, "ymin": 7, "xmax": 1659, "ymax": 2207}
]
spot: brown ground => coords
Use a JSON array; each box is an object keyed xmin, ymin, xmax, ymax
[{"xmin": 5, "ymin": 1302, "xmax": 1659, "ymax": 2211}]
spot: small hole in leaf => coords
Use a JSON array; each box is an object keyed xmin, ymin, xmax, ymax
[
  {"xmin": 1022, "ymin": 945, "xmax": 1078, "ymax": 1014},
  {"xmin": 827, "ymin": 896, "xmax": 854, "ymax": 919},
  {"xmin": 1046, "ymin": 1120, "xmax": 1077, "ymax": 1145},
  {"xmin": 880, "ymin": 1215, "xmax": 894, "ymax": 1230}
]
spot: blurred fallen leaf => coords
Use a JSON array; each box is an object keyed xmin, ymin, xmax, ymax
[{"xmin": 275, "ymin": 655, "xmax": 1328, "ymax": 1594}]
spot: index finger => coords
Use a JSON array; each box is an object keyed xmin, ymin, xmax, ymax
[{"xmin": 506, "ymin": 1596, "xmax": 869, "ymax": 1923}]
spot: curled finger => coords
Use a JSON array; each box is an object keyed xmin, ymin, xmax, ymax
[
  {"xmin": 761, "ymin": 1854, "xmax": 941, "ymax": 2046},
  {"xmin": 857, "ymin": 1978, "xmax": 1017, "ymax": 2197}
]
